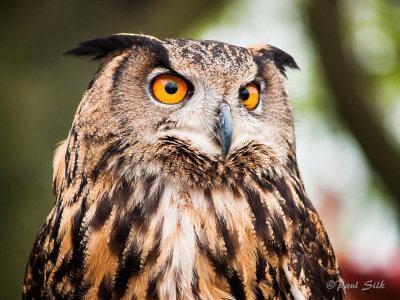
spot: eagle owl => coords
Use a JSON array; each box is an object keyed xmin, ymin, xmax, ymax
[{"xmin": 23, "ymin": 34, "xmax": 344, "ymax": 299}]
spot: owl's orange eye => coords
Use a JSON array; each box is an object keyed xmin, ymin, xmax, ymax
[
  {"xmin": 151, "ymin": 74, "xmax": 188, "ymax": 104},
  {"xmin": 239, "ymin": 83, "xmax": 259, "ymax": 110}
]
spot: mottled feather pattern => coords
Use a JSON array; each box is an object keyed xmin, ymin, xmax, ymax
[
  {"xmin": 25, "ymin": 135, "xmax": 342, "ymax": 299},
  {"xmin": 24, "ymin": 34, "xmax": 344, "ymax": 299}
]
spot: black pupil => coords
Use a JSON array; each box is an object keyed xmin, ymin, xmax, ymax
[
  {"xmin": 239, "ymin": 88, "xmax": 249, "ymax": 101},
  {"xmin": 165, "ymin": 81, "xmax": 178, "ymax": 94}
]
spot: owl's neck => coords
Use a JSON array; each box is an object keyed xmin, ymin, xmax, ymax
[{"xmin": 50, "ymin": 135, "xmax": 306, "ymax": 298}]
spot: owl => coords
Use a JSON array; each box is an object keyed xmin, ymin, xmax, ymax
[{"xmin": 23, "ymin": 34, "xmax": 344, "ymax": 299}]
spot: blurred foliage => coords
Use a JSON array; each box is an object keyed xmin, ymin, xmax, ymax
[
  {"xmin": 305, "ymin": 0, "xmax": 400, "ymax": 211},
  {"xmin": 1, "ymin": 0, "xmax": 399, "ymax": 298}
]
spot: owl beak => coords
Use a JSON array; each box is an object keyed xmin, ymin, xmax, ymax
[{"xmin": 218, "ymin": 103, "xmax": 233, "ymax": 159}]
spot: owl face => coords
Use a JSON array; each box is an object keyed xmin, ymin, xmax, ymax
[{"xmin": 66, "ymin": 34, "xmax": 298, "ymax": 183}]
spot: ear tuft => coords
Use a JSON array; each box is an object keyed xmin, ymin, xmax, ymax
[
  {"xmin": 269, "ymin": 46, "xmax": 299, "ymax": 75},
  {"xmin": 63, "ymin": 34, "xmax": 156, "ymax": 60},
  {"xmin": 248, "ymin": 44, "xmax": 299, "ymax": 77}
]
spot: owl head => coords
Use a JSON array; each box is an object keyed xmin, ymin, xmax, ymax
[{"xmin": 62, "ymin": 34, "xmax": 299, "ymax": 188}]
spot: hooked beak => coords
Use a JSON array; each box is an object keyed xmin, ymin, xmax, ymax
[{"xmin": 218, "ymin": 103, "xmax": 233, "ymax": 159}]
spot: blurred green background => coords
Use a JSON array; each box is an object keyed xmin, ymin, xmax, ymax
[{"xmin": 1, "ymin": 0, "xmax": 400, "ymax": 298}]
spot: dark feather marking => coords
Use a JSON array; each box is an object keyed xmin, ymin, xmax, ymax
[
  {"xmin": 114, "ymin": 243, "xmax": 142, "ymax": 298},
  {"xmin": 198, "ymin": 236, "xmax": 245, "ymax": 298},
  {"xmin": 274, "ymin": 178, "xmax": 297, "ymax": 220},
  {"xmin": 229, "ymin": 183, "xmax": 242, "ymax": 199},
  {"xmin": 144, "ymin": 238, "xmax": 161, "ymax": 266},
  {"xmin": 290, "ymin": 222, "xmax": 343, "ymax": 299},
  {"xmin": 143, "ymin": 174, "xmax": 157, "ymax": 197},
  {"xmin": 291, "ymin": 234, "xmax": 307, "ymax": 278},
  {"xmin": 268, "ymin": 46, "xmax": 299, "ymax": 75},
  {"xmin": 176, "ymin": 145, "xmax": 204, "ymax": 166},
  {"xmin": 57, "ymin": 185, "xmax": 65, "ymax": 202},
  {"xmin": 71, "ymin": 176, "xmax": 87, "ymax": 204},
  {"xmin": 53, "ymin": 253, "xmax": 72, "ymax": 284},
  {"xmin": 159, "ymin": 136, "xmax": 209, "ymax": 167},
  {"xmin": 97, "ymin": 276, "xmax": 113, "ymax": 300},
  {"xmin": 155, "ymin": 118, "xmax": 177, "ymax": 131},
  {"xmin": 91, "ymin": 140, "xmax": 130, "ymax": 180},
  {"xmin": 64, "ymin": 34, "xmax": 169, "ymax": 62},
  {"xmin": 253, "ymin": 173, "xmax": 274, "ymax": 193},
  {"xmin": 73, "ymin": 283, "xmax": 90, "ymax": 300},
  {"xmin": 48, "ymin": 209, "xmax": 64, "ymax": 265},
  {"xmin": 261, "ymin": 173, "xmax": 273, "ymax": 185},
  {"xmin": 129, "ymin": 180, "xmax": 165, "ymax": 237},
  {"xmin": 267, "ymin": 263, "xmax": 280, "ymax": 297},
  {"xmin": 50, "ymin": 206, "xmax": 63, "ymax": 240},
  {"xmin": 216, "ymin": 216, "xmax": 237, "ymax": 260},
  {"xmin": 252, "ymin": 46, "xmax": 299, "ymax": 77},
  {"xmin": 270, "ymin": 212, "xmax": 287, "ymax": 251},
  {"xmin": 109, "ymin": 180, "xmax": 153, "ymax": 245},
  {"xmin": 256, "ymin": 252, "xmax": 267, "ymax": 282},
  {"xmin": 71, "ymin": 128, "xmax": 79, "ymax": 178},
  {"xmin": 291, "ymin": 180, "xmax": 309, "ymax": 224},
  {"xmin": 108, "ymin": 181, "xmax": 134, "ymax": 254},
  {"xmin": 65, "ymin": 146, "xmax": 71, "ymax": 185},
  {"xmin": 146, "ymin": 275, "xmax": 159, "ymax": 300},
  {"xmin": 191, "ymin": 268, "xmax": 200, "ymax": 297},
  {"xmin": 109, "ymin": 215, "xmax": 132, "ymax": 256},
  {"xmin": 203, "ymin": 188, "xmax": 216, "ymax": 212},
  {"xmin": 180, "ymin": 146, "xmax": 206, "ymax": 167},
  {"xmin": 242, "ymin": 185, "xmax": 268, "ymax": 237},
  {"xmin": 91, "ymin": 195, "xmax": 113, "ymax": 230},
  {"xmin": 197, "ymin": 238, "xmax": 229, "ymax": 275},
  {"xmin": 108, "ymin": 178, "xmax": 160, "ymax": 288},
  {"xmin": 116, "ymin": 155, "xmax": 126, "ymax": 170},
  {"xmin": 255, "ymin": 287, "xmax": 266, "ymax": 300},
  {"xmin": 70, "ymin": 194, "xmax": 88, "ymax": 286},
  {"xmin": 176, "ymin": 281, "xmax": 182, "ymax": 300},
  {"xmin": 227, "ymin": 270, "xmax": 246, "ymax": 300},
  {"xmin": 52, "ymin": 286, "xmax": 64, "ymax": 299},
  {"xmin": 23, "ymin": 282, "xmax": 42, "ymax": 300}
]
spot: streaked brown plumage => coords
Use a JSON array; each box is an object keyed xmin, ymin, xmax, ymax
[{"xmin": 23, "ymin": 34, "xmax": 344, "ymax": 299}]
